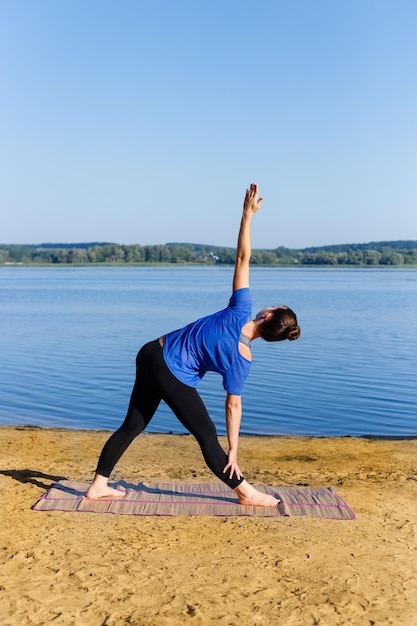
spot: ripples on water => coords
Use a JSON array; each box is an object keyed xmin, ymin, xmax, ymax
[{"xmin": 0, "ymin": 266, "xmax": 416, "ymax": 437}]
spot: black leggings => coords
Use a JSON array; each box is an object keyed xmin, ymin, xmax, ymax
[{"xmin": 96, "ymin": 340, "xmax": 244, "ymax": 489}]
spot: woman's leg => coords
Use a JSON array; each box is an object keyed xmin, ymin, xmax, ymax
[
  {"xmin": 86, "ymin": 342, "xmax": 162, "ymax": 499},
  {"xmin": 148, "ymin": 346, "xmax": 243, "ymax": 489},
  {"xmin": 152, "ymin": 345, "xmax": 279, "ymax": 504},
  {"xmin": 168, "ymin": 385, "xmax": 243, "ymax": 489}
]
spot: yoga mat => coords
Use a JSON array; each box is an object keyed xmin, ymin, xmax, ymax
[{"xmin": 32, "ymin": 480, "xmax": 355, "ymax": 519}]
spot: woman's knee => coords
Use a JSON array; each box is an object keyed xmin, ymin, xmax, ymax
[{"xmin": 122, "ymin": 407, "xmax": 146, "ymax": 437}]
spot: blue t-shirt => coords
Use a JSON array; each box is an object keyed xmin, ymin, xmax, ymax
[{"xmin": 163, "ymin": 288, "xmax": 252, "ymax": 395}]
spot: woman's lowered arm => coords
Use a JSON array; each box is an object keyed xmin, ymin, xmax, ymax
[{"xmin": 223, "ymin": 392, "xmax": 243, "ymax": 480}]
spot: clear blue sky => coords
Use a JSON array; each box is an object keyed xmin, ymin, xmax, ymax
[{"xmin": 1, "ymin": 0, "xmax": 416, "ymax": 248}]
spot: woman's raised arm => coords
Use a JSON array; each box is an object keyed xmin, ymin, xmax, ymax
[{"xmin": 232, "ymin": 183, "xmax": 263, "ymax": 292}]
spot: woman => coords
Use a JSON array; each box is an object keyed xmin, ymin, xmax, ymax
[{"xmin": 86, "ymin": 183, "xmax": 300, "ymax": 506}]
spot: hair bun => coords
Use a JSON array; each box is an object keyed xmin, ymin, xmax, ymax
[{"xmin": 287, "ymin": 324, "xmax": 301, "ymax": 341}]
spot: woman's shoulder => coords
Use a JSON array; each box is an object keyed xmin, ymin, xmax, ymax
[{"xmin": 229, "ymin": 287, "xmax": 251, "ymax": 308}]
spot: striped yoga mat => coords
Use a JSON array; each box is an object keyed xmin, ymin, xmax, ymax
[{"xmin": 32, "ymin": 480, "xmax": 355, "ymax": 519}]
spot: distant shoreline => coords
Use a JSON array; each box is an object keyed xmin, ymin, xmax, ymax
[
  {"xmin": 2, "ymin": 240, "xmax": 416, "ymax": 267},
  {"xmin": 2, "ymin": 262, "xmax": 417, "ymax": 268}
]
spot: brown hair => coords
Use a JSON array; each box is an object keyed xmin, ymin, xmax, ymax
[{"xmin": 259, "ymin": 306, "xmax": 301, "ymax": 342}]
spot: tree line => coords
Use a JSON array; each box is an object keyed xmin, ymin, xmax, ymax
[{"xmin": 1, "ymin": 241, "xmax": 417, "ymax": 266}]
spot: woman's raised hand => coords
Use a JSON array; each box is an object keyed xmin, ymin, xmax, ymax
[{"xmin": 243, "ymin": 183, "xmax": 263, "ymax": 216}]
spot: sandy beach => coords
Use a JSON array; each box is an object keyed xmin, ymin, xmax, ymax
[{"xmin": 0, "ymin": 426, "xmax": 416, "ymax": 625}]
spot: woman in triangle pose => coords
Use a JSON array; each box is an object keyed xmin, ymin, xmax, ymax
[{"xmin": 86, "ymin": 183, "xmax": 300, "ymax": 506}]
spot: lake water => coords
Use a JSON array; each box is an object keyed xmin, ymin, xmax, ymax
[{"xmin": 1, "ymin": 266, "xmax": 416, "ymax": 437}]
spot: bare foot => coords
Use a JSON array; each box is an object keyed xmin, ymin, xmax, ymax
[
  {"xmin": 85, "ymin": 485, "xmax": 126, "ymax": 500},
  {"xmin": 234, "ymin": 480, "xmax": 279, "ymax": 507}
]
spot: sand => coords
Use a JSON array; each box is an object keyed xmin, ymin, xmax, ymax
[{"xmin": 0, "ymin": 426, "xmax": 416, "ymax": 626}]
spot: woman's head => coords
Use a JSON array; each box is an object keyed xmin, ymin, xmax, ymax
[{"xmin": 256, "ymin": 305, "xmax": 301, "ymax": 342}]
